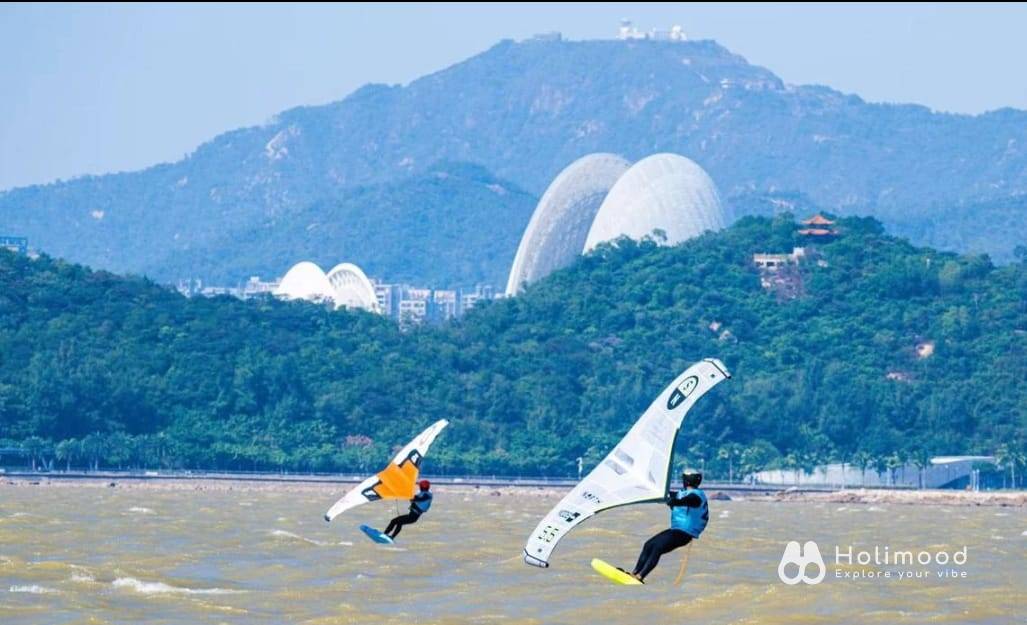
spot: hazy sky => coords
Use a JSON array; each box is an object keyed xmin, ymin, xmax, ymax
[{"xmin": 2, "ymin": 2, "xmax": 1026, "ymax": 190}]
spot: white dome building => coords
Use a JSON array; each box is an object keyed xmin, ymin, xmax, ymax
[
  {"xmin": 505, "ymin": 152, "xmax": 726, "ymax": 296},
  {"xmin": 505, "ymin": 153, "xmax": 630, "ymax": 295},
  {"xmin": 274, "ymin": 261, "xmax": 380, "ymax": 313},
  {"xmin": 584, "ymin": 153, "xmax": 725, "ymax": 251},
  {"xmin": 326, "ymin": 262, "xmax": 380, "ymax": 313},
  {"xmin": 274, "ymin": 261, "xmax": 336, "ymax": 306}
]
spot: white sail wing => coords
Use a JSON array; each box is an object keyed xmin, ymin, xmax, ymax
[
  {"xmin": 523, "ymin": 359, "xmax": 730, "ymax": 567},
  {"xmin": 324, "ymin": 419, "xmax": 449, "ymax": 522},
  {"xmin": 323, "ymin": 474, "xmax": 381, "ymax": 522}
]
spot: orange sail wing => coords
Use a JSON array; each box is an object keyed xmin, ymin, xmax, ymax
[{"xmin": 371, "ymin": 457, "xmax": 419, "ymax": 500}]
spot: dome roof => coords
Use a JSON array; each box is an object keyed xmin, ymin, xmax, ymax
[
  {"xmin": 326, "ymin": 262, "xmax": 380, "ymax": 312},
  {"xmin": 505, "ymin": 153, "xmax": 630, "ymax": 295},
  {"xmin": 584, "ymin": 153, "xmax": 725, "ymax": 251},
  {"xmin": 274, "ymin": 261, "xmax": 336, "ymax": 305}
]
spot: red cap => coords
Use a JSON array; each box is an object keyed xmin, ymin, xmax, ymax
[{"xmin": 418, "ymin": 479, "xmax": 430, "ymax": 490}]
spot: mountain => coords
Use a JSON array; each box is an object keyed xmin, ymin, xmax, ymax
[
  {"xmin": 2, "ymin": 217, "xmax": 1024, "ymax": 474},
  {"xmin": 151, "ymin": 162, "xmax": 536, "ymax": 286},
  {"xmin": 3, "ymin": 38, "xmax": 1027, "ymax": 284},
  {"xmin": 892, "ymin": 195, "xmax": 1027, "ymax": 265}
]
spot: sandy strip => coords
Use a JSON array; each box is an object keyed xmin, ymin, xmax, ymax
[{"xmin": 1, "ymin": 477, "xmax": 1023, "ymax": 506}]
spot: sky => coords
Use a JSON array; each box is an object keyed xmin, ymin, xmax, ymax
[{"xmin": 2, "ymin": 2, "xmax": 1026, "ymax": 191}]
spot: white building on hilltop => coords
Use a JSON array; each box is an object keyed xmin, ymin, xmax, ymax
[
  {"xmin": 617, "ymin": 20, "xmax": 687, "ymax": 41},
  {"xmin": 617, "ymin": 19, "xmax": 646, "ymax": 40}
]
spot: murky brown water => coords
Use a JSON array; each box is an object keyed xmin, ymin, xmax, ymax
[{"xmin": 0, "ymin": 484, "xmax": 1024, "ymax": 624}]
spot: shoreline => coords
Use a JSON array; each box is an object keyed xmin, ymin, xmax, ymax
[
  {"xmin": 749, "ymin": 488, "xmax": 1027, "ymax": 508},
  {"xmin": 2, "ymin": 475, "xmax": 1024, "ymax": 507}
]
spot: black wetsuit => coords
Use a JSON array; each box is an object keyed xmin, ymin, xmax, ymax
[
  {"xmin": 632, "ymin": 491, "xmax": 704, "ymax": 580},
  {"xmin": 384, "ymin": 491, "xmax": 432, "ymax": 539}
]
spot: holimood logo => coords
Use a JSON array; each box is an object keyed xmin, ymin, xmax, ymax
[
  {"xmin": 777, "ymin": 541, "xmax": 826, "ymax": 585},
  {"xmin": 776, "ymin": 540, "xmax": 970, "ymax": 584}
]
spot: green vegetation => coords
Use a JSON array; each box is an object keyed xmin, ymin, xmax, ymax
[
  {"xmin": 0, "ymin": 162, "xmax": 536, "ymax": 288},
  {"xmin": 1, "ymin": 216, "xmax": 1025, "ymax": 480},
  {"xmin": 146, "ymin": 162, "xmax": 537, "ymax": 287}
]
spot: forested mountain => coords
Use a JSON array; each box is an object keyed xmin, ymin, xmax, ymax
[
  {"xmin": 161, "ymin": 162, "xmax": 536, "ymax": 286},
  {"xmin": 2, "ymin": 216, "xmax": 1024, "ymax": 476},
  {"xmin": 3, "ymin": 38, "xmax": 1027, "ymax": 287}
]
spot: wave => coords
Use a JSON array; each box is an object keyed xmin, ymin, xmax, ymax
[
  {"xmin": 9, "ymin": 584, "xmax": 58, "ymax": 594},
  {"xmin": 1, "ymin": 512, "xmax": 43, "ymax": 522},
  {"xmin": 112, "ymin": 577, "xmax": 244, "ymax": 595},
  {"xmin": 127, "ymin": 507, "xmax": 155, "ymax": 514},
  {"xmin": 268, "ymin": 529, "xmax": 351, "ymax": 547}
]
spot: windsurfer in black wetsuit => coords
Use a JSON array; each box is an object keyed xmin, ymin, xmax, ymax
[
  {"xmin": 629, "ymin": 469, "xmax": 709, "ymax": 582},
  {"xmin": 384, "ymin": 479, "xmax": 433, "ymax": 539}
]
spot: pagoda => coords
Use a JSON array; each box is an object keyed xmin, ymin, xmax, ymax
[{"xmin": 797, "ymin": 214, "xmax": 838, "ymax": 238}]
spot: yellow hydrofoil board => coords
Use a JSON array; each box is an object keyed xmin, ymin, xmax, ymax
[{"xmin": 591, "ymin": 559, "xmax": 643, "ymax": 585}]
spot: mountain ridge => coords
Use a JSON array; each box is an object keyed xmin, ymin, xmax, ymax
[{"xmin": 3, "ymin": 37, "xmax": 1027, "ymax": 284}]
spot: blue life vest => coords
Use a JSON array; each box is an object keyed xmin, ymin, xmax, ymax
[
  {"xmin": 670, "ymin": 488, "xmax": 708, "ymax": 537},
  {"xmin": 412, "ymin": 491, "xmax": 432, "ymax": 513}
]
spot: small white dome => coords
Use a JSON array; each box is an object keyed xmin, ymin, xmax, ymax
[
  {"xmin": 274, "ymin": 261, "xmax": 336, "ymax": 306},
  {"xmin": 326, "ymin": 262, "xmax": 380, "ymax": 312}
]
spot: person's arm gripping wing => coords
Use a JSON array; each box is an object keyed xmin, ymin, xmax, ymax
[{"xmin": 666, "ymin": 491, "xmax": 703, "ymax": 508}]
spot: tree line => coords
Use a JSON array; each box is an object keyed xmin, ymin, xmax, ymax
[{"xmin": 0, "ymin": 215, "xmax": 1024, "ymax": 483}]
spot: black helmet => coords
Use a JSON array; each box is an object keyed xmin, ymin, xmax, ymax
[{"xmin": 682, "ymin": 469, "xmax": 702, "ymax": 488}]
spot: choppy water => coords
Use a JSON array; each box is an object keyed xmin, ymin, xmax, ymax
[{"xmin": 1, "ymin": 484, "xmax": 1024, "ymax": 624}]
